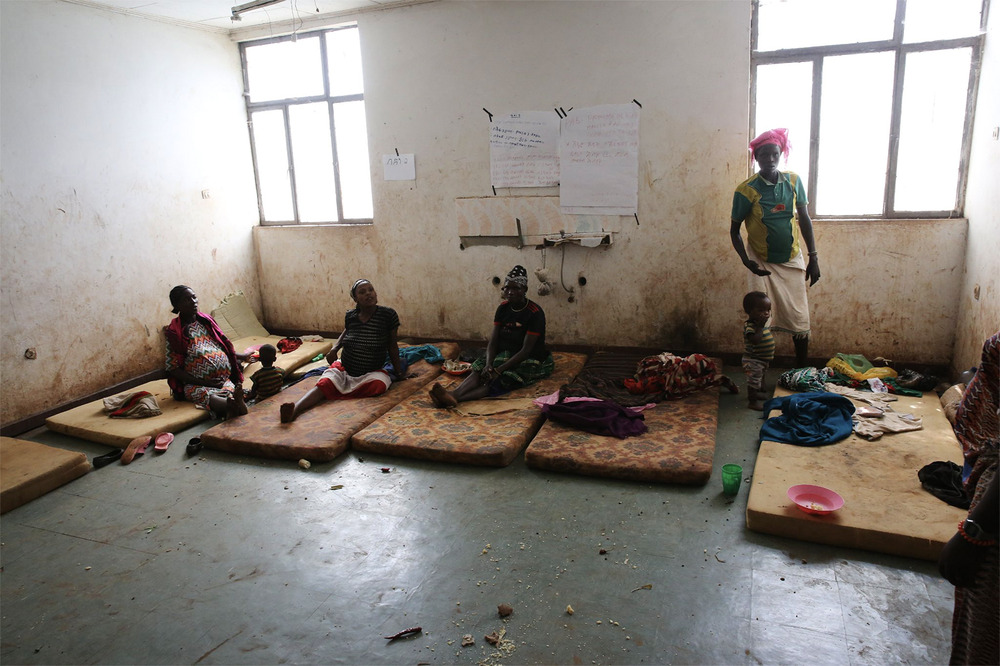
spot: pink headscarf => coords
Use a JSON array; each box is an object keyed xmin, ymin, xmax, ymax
[{"xmin": 749, "ymin": 128, "xmax": 790, "ymax": 159}]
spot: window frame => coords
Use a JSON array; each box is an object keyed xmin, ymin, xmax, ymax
[
  {"xmin": 750, "ymin": 0, "xmax": 988, "ymax": 219},
  {"xmin": 240, "ymin": 25, "xmax": 372, "ymax": 226}
]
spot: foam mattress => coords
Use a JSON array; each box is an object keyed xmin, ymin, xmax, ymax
[
  {"xmin": 1, "ymin": 437, "xmax": 91, "ymax": 514},
  {"xmin": 200, "ymin": 343, "xmax": 460, "ymax": 462},
  {"xmin": 351, "ymin": 352, "xmax": 588, "ymax": 467},
  {"xmin": 746, "ymin": 387, "xmax": 967, "ymax": 561}
]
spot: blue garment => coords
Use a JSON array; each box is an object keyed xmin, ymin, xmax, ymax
[
  {"xmin": 759, "ymin": 392, "xmax": 855, "ymax": 446},
  {"xmin": 398, "ymin": 344, "xmax": 444, "ymax": 365}
]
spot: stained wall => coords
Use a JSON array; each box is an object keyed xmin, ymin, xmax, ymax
[
  {"xmin": 0, "ymin": 1, "xmax": 260, "ymax": 423},
  {"xmin": 255, "ymin": 0, "xmax": 976, "ymax": 366},
  {"xmin": 953, "ymin": 1, "xmax": 1000, "ymax": 374}
]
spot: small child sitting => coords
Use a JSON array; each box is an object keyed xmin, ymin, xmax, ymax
[
  {"xmin": 742, "ymin": 291, "xmax": 775, "ymax": 410},
  {"xmin": 248, "ymin": 344, "xmax": 285, "ymax": 402}
]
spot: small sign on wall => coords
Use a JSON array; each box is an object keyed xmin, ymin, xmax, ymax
[{"xmin": 382, "ymin": 153, "xmax": 415, "ymax": 181}]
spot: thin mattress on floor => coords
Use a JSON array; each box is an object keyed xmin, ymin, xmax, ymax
[
  {"xmin": 525, "ymin": 352, "xmax": 725, "ymax": 484},
  {"xmin": 43, "ymin": 335, "xmax": 332, "ymax": 449},
  {"xmin": 1, "ymin": 437, "xmax": 91, "ymax": 514},
  {"xmin": 200, "ymin": 342, "xmax": 461, "ymax": 462},
  {"xmin": 351, "ymin": 351, "xmax": 589, "ymax": 467},
  {"xmin": 746, "ymin": 386, "xmax": 967, "ymax": 561}
]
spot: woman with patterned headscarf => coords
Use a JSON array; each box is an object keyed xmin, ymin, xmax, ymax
[
  {"xmin": 429, "ymin": 265, "xmax": 554, "ymax": 407},
  {"xmin": 280, "ymin": 279, "xmax": 404, "ymax": 423},
  {"xmin": 730, "ymin": 128, "xmax": 820, "ymax": 368}
]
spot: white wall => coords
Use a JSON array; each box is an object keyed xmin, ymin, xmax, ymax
[
  {"xmin": 0, "ymin": 0, "xmax": 260, "ymax": 422},
  {"xmin": 255, "ymin": 0, "xmax": 976, "ymax": 366},
  {"xmin": 953, "ymin": 2, "xmax": 1000, "ymax": 374}
]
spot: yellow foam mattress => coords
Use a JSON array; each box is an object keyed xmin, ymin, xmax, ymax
[
  {"xmin": 1, "ymin": 437, "xmax": 91, "ymax": 514},
  {"xmin": 746, "ymin": 387, "xmax": 967, "ymax": 561},
  {"xmin": 44, "ymin": 336, "xmax": 332, "ymax": 448}
]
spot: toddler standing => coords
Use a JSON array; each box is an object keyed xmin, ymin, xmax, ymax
[{"xmin": 742, "ymin": 291, "xmax": 775, "ymax": 410}]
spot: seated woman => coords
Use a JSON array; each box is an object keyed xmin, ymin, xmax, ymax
[
  {"xmin": 429, "ymin": 265, "xmax": 554, "ymax": 408},
  {"xmin": 165, "ymin": 285, "xmax": 251, "ymax": 419},
  {"xmin": 280, "ymin": 279, "xmax": 405, "ymax": 423}
]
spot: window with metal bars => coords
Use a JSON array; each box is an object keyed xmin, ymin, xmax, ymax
[
  {"xmin": 751, "ymin": 0, "xmax": 988, "ymax": 218},
  {"xmin": 241, "ymin": 25, "xmax": 373, "ymax": 225}
]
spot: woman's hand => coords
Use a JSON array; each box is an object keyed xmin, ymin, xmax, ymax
[
  {"xmin": 204, "ymin": 377, "xmax": 227, "ymax": 389},
  {"xmin": 743, "ymin": 258, "xmax": 772, "ymax": 276},
  {"xmin": 806, "ymin": 256, "xmax": 821, "ymax": 286},
  {"xmin": 939, "ymin": 531, "xmax": 989, "ymax": 587},
  {"xmin": 480, "ymin": 366, "xmax": 498, "ymax": 382}
]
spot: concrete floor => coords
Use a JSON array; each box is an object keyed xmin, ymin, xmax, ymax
[{"xmin": 0, "ymin": 367, "xmax": 955, "ymax": 665}]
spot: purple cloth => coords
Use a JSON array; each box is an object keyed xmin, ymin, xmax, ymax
[{"xmin": 541, "ymin": 399, "xmax": 648, "ymax": 439}]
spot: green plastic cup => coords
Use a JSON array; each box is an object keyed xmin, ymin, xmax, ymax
[{"xmin": 722, "ymin": 463, "xmax": 743, "ymax": 496}]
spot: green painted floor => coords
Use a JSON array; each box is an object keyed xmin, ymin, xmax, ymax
[{"xmin": 0, "ymin": 367, "xmax": 954, "ymax": 665}]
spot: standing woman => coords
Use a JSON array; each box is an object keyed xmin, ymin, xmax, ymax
[
  {"xmin": 165, "ymin": 285, "xmax": 249, "ymax": 419},
  {"xmin": 280, "ymin": 279, "xmax": 404, "ymax": 423},
  {"xmin": 429, "ymin": 265, "xmax": 554, "ymax": 407},
  {"xmin": 730, "ymin": 128, "xmax": 820, "ymax": 368},
  {"xmin": 939, "ymin": 331, "xmax": 999, "ymax": 665}
]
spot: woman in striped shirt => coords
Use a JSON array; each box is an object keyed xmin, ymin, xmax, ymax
[{"xmin": 280, "ymin": 279, "xmax": 404, "ymax": 423}]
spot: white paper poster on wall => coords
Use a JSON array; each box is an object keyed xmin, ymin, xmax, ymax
[
  {"xmin": 559, "ymin": 104, "xmax": 640, "ymax": 215},
  {"xmin": 382, "ymin": 153, "xmax": 415, "ymax": 181},
  {"xmin": 489, "ymin": 112, "xmax": 561, "ymax": 188}
]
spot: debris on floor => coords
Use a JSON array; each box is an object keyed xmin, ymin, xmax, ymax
[
  {"xmin": 497, "ymin": 603, "xmax": 513, "ymax": 617},
  {"xmin": 298, "ymin": 459, "xmax": 311, "ymax": 469},
  {"xmin": 384, "ymin": 626, "xmax": 421, "ymax": 640},
  {"xmin": 461, "ymin": 634, "xmax": 474, "ymax": 647}
]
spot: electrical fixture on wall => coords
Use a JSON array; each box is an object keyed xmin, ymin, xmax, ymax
[{"xmin": 231, "ymin": 0, "xmax": 287, "ymax": 21}]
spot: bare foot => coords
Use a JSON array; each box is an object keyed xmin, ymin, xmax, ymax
[
  {"xmin": 748, "ymin": 399, "xmax": 764, "ymax": 411},
  {"xmin": 280, "ymin": 402, "xmax": 296, "ymax": 423},
  {"xmin": 429, "ymin": 383, "xmax": 457, "ymax": 409}
]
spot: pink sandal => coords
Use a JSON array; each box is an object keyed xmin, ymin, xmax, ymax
[
  {"xmin": 121, "ymin": 436, "xmax": 151, "ymax": 465},
  {"xmin": 153, "ymin": 432, "xmax": 174, "ymax": 453}
]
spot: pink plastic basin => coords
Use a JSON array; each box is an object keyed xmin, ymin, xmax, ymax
[{"xmin": 787, "ymin": 484, "xmax": 845, "ymax": 516}]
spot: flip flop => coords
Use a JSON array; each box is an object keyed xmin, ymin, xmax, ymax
[
  {"xmin": 121, "ymin": 436, "xmax": 152, "ymax": 465},
  {"xmin": 186, "ymin": 437, "xmax": 202, "ymax": 457},
  {"xmin": 92, "ymin": 448, "xmax": 123, "ymax": 469},
  {"xmin": 153, "ymin": 432, "xmax": 174, "ymax": 453}
]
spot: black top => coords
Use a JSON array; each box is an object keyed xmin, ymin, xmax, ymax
[
  {"xmin": 340, "ymin": 305, "xmax": 400, "ymax": 376},
  {"xmin": 494, "ymin": 300, "xmax": 548, "ymax": 360}
]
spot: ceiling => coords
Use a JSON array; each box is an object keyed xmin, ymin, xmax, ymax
[{"xmin": 65, "ymin": 0, "xmax": 433, "ymax": 34}]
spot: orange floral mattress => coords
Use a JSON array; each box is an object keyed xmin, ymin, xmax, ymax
[
  {"xmin": 200, "ymin": 342, "xmax": 460, "ymax": 463},
  {"xmin": 525, "ymin": 375, "xmax": 721, "ymax": 485},
  {"xmin": 351, "ymin": 352, "xmax": 589, "ymax": 467}
]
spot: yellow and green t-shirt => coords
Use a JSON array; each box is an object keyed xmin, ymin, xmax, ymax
[{"xmin": 731, "ymin": 171, "xmax": 808, "ymax": 264}]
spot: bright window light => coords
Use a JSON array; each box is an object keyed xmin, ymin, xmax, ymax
[
  {"xmin": 754, "ymin": 61, "xmax": 813, "ymax": 187},
  {"xmin": 245, "ymin": 37, "xmax": 323, "ymax": 103},
  {"xmin": 757, "ymin": 0, "xmax": 896, "ymax": 51},
  {"xmin": 895, "ymin": 48, "xmax": 972, "ymax": 211},
  {"xmin": 334, "ymin": 101, "xmax": 374, "ymax": 220},
  {"xmin": 252, "ymin": 109, "xmax": 294, "ymax": 221},
  {"xmin": 289, "ymin": 103, "xmax": 338, "ymax": 223},
  {"xmin": 242, "ymin": 25, "xmax": 374, "ymax": 225}
]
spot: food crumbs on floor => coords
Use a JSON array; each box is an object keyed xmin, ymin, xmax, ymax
[
  {"xmin": 330, "ymin": 485, "xmax": 344, "ymax": 490},
  {"xmin": 461, "ymin": 634, "xmax": 474, "ymax": 647},
  {"xmin": 298, "ymin": 459, "xmax": 311, "ymax": 469},
  {"xmin": 497, "ymin": 603, "xmax": 513, "ymax": 617},
  {"xmin": 566, "ymin": 605, "xmax": 574, "ymax": 615}
]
